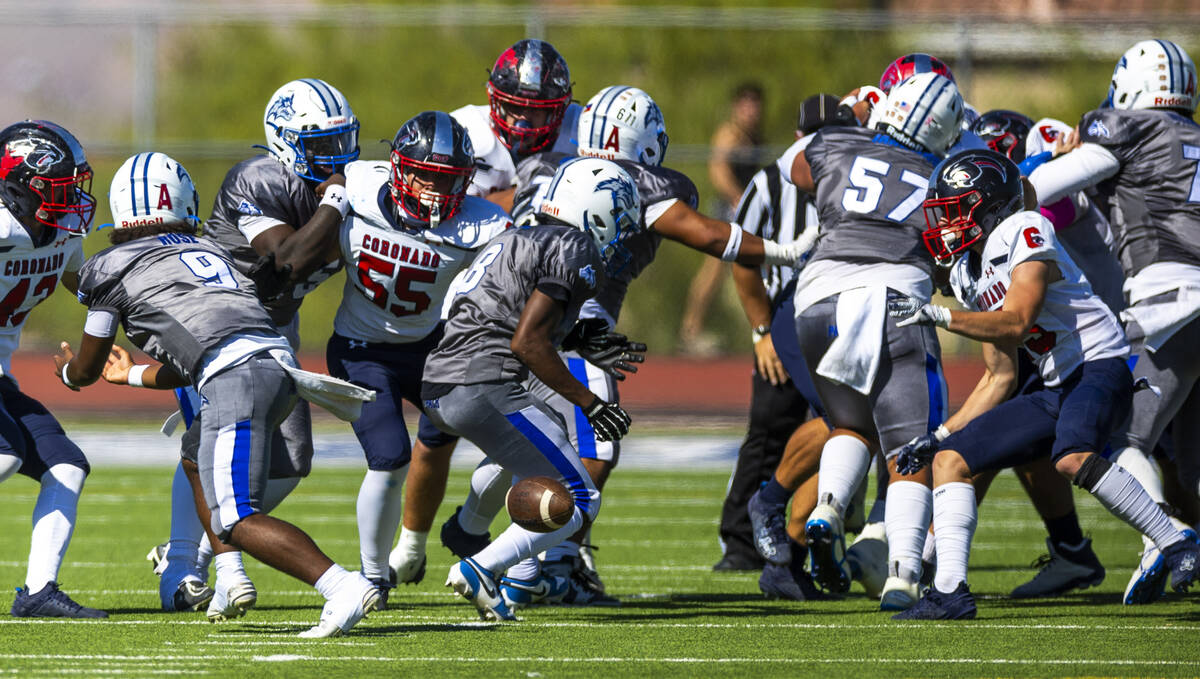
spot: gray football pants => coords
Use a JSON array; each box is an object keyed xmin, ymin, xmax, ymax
[{"xmin": 196, "ymin": 355, "xmax": 298, "ymax": 541}]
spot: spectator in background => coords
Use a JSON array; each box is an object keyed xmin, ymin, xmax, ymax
[{"xmin": 678, "ymin": 83, "xmax": 765, "ymax": 355}]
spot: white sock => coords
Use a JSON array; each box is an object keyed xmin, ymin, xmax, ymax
[
  {"xmin": 165, "ymin": 462, "xmax": 204, "ymax": 582},
  {"xmin": 505, "ymin": 557, "xmax": 541, "ymax": 582},
  {"xmin": 213, "ymin": 550, "xmax": 248, "ymax": 586},
  {"xmin": 472, "ymin": 508, "xmax": 585, "ymax": 575},
  {"xmin": 0, "ymin": 452, "xmax": 20, "ymax": 483},
  {"xmin": 458, "ymin": 460, "xmax": 512, "ymax": 535},
  {"xmin": 1088, "ymin": 464, "xmax": 1182, "ymax": 550},
  {"xmin": 921, "ymin": 529, "xmax": 937, "ymax": 563},
  {"xmin": 884, "ymin": 481, "xmax": 932, "ymax": 583},
  {"xmin": 816, "ymin": 434, "xmax": 872, "ymax": 515},
  {"xmin": 25, "ymin": 464, "xmax": 85, "ymax": 594},
  {"xmin": 543, "ymin": 539, "xmax": 580, "ymax": 563},
  {"xmin": 389, "ymin": 527, "xmax": 429, "ymax": 572},
  {"xmin": 932, "ymin": 482, "xmax": 976, "ymax": 593},
  {"xmin": 263, "ymin": 476, "xmax": 301, "ymax": 513},
  {"xmin": 356, "ymin": 466, "xmax": 408, "ymax": 581},
  {"xmin": 1112, "ymin": 447, "xmax": 1165, "ymax": 504},
  {"xmin": 314, "ymin": 563, "xmax": 352, "ymax": 601},
  {"xmin": 195, "ymin": 533, "xmax": 213, "ymax": 578}
]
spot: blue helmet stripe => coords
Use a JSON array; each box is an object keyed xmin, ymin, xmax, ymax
[
  {"xmin": 914, "ymin": 53, "xmax": 932, "ymax": 74},
  {"xmin": 128, "ymin": 152, "xmax": 143, "ymax": 217},
  {"xmin": 904, "ymin": 75, "xmax": 945, "ymax": 140},
  {"xmin": 312, "ymin": 78, "xmax": 343, "ymax": 115},
  {"xmin": 142, "ymin": 152, "xmax": 155, "ymax": 216},
  {"xmin": 544, "ymin": 156, "xmax": 581, "ymax": 204},
  {"xmin": 300, "ymin": 79, "xmax": 333, "ymax": 116},
  {"xmin": 592, "ymin": 86, "xmax": 627, "ymax": 150},
  {"xmin": 432, "ymin": 111, "xmax": 454, "ymax": 157}
]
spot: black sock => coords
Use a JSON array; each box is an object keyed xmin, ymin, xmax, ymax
[
  {"xmin": 758, "ymin": 477, "xmax": 792, "ymax": 507},
  {"xmin": 1043, "ymin": 511, "xmax": 1085, "ymax": 548}
]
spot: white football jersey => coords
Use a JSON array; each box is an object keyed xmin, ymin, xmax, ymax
[
  {"xmin": 949, "ymin": 210, "xmax": 1127, "ymax": 386},
  {"xmin": 333, "ymin": 161, "xmax": 511, "ymax": 343},
  {"xmin": 0, "ymin": 209, "xmax": 84, "ymax": 376},
  {"xmin": 451, "ymin": 103, "xmax": 582, "ymax": 198}
]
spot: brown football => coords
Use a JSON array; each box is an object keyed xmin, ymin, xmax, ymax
[{"xmin": 506, "ymin": 476, "xmax": 575, "ymax": 533}]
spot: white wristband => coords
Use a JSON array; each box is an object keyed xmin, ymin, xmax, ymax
[
  {"xmin": 933, "ymin": 424, "xmax": 951, "ymax": 442},
  {"xmin": 720, "ymin": 223, "xmax": 744, "ymax": 262},
  {"xmin": 319, "ymin": 184, "xmax": 350, "ymax": 219},
  {"xmin": 61, "ymin": 363, "xmax": 77, "ymax": 388},
  {"xmin": 127, "ymin": 364, "xmax": 150, "ymax": 388}
]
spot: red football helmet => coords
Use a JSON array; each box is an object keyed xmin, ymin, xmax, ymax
[
  {"xmin": 487, "ymin": 39, "xmax": 572, "ymax": 155},
  {"xmin": 879, "ymin": 53, "xmax": 956, "ymax": 95}
]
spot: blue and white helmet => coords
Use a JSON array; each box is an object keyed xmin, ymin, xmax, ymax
[
  {"xmin": 577, "ymin": 86, "xmax": 670, "ymax": 167},
  {"xmin": 1108, "ymin": 39, "xmax": 1198, "ymax": 113},
  {"xmin": 537, "ymin": 157, "xmax": 641, "ymax": 274},
  {"xmin": 108, "ymin": 152, "xmax": 199, "ymax": 229},
  {"xmin": 263, "ymin": 79, "xmax": 360, "ymax": 183},
  {"xmin": 874, "ymin": 72, "xmax": 964, "ymax": 157}
]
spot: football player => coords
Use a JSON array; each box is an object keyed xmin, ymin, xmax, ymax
[
  {"xmin": 421, "ymin": 157, "xmax": 643, "ymax": 620},
  {"xmin": 57, "ymin": 151, "xmax": 379, "ymax": 637},
  {"xmin": 147, "ymin": 78, "xmax": 355, "ymax": 615},
  {"xmin": 889, "ymin": 149, "xmax": 1199, "ymax": 620},
  {"xmin": 324, "ymin": 111, "xmax": 510, "ymax": 605},
  {"xmin": 786, "ymin": 72, "xmax": 963, "ymax": 610},
  {"xmin": 421, "ymin": 85, "xmax": 812, "ymax": 602},
  {"xmin": 1029, "ymin": 39, "xmax": 1200, "ymax": 605},
  {"xmin": 0, "ymin": 120, "xmax": 105, "ymax": 619}
]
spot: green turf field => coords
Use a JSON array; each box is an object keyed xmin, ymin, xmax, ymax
[{"xmin": 1, "ymin": 464, "xmax": 1197, "ymax": 678}]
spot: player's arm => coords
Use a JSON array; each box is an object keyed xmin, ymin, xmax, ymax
[
  {"xmin": 789, "ymin": 147, "xmax": 815, "ymax": 194},
  {"xmin": 943, "ymin": 260, "xmax": 1059, "ymax": 344},
  {"xmin": 511, "ymin": 290, "xmax": 596, "ymax": 409},
  {"xmin": 942, "ymin": 342, "xmax": 1018, "ymax": 433},
  {"xmin": 54, "ymin": 309, "xmax": 187, "ymax": 390},
  {"xmin": 98, "ymin": 345, "xmax": 188, "ymax": 389},
  {"xmin": 1027, "ymin": 143, "xmax": 1119, "ymax": 206},
  {"xmin": 485, "ymin": 187, "xmax": 516, "ymax": 213},
  {"xmin": 731, "ymin": 262, "xmax": 787, "ymax": 386},
  {"xmin": 651, "ymin": 201, "xmax": 806, "ymax": 267},
  {"xmin": 249, "ymin": 174, "xmax": 348, "ymax": 282},
  {"xmin": 60, "ymin": 270, "xmax": 79, "ymax": 296}
]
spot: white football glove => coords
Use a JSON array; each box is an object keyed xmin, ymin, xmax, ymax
[{"xmin": 887, "ymin": 296, "xmax": 951, "ymax": 328}]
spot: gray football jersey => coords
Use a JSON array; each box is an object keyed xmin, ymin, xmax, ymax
[
  {"xmin": 76, "ymin": 233, "xmax": 280, "ymax": 383},
  {"xmin": 805, "ymin": 126, "xmax": 936, "ymax": 276},
  {"xmin": 1078, "ymin": 108, "xmax": 1200, "ymax": 276},
  {"xmin": 512, "ymin": 152, "xmax": 697, "ymax": 320},
  {"xmin": 204, "ymin": 155, "xmax": 337, "ymax": 326},
  {"xmin": 424, "ymin": 224, "xmax": 605, "ymax": 386}
]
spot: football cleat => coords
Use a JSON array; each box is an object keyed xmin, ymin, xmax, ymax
[
  {"xmin": 168, "ymin": 579, "xmax": 215, "ymax": 613},
  {"xmin": 805, "ymin": 503, "xmax": 851, "ymax": 594},
  {"xmin": 388, "ymin": 550, "xmax": 427, "ymax": 586},
  {"xmin": 1010, "ymin": 538, "xmax": 1105, "ymax": 599},
  {"xmin": 748, "ymin": 490, "xmax": 792, "ymax": 566},
  {"xmin": 542, "ymin": 556, "xmax": 621, "ymax": 606},
  {"xmin": 11, "ymin": 582, "xmax": 107, "ymax": 619},
  {"xmin": 499, "ymin": 572, "xmax": 569, "ymax": 610},
  {"xmin": 147, "ymin": 542, "xmax": 170, "ymax": 576},
  {"xmin": 712, "ymin": 552, "xmax": 764, "ymax": 571},
  {"xmin": 759, "ymin": 563, "xmax": 828, "ymax": 602},
  {"xmin": 892, "ymin": 582, "xmax": 976, "ymax": 621},
  {"xmin": 206, "ymin": 578, "xmax": 257, "ymax": 622},
  {"xmin": 880, "ymin": 573, "xmax": 921, "ymax": 612},
  {"xmin": 846, "ymin": 522, "xmax": 888, "ymax": 598},
  {"xmin": 1124, "ymin": 540, "xmax": 1167, "ymax": 605},
  {"xmin": 440, "ymin": 506, "xmax": 492, "ymax": 560},
  {"xmin": 1163, "ymin": 537, "xmax": 1200, "ymax": 593},
  {"xmin": 299, "ymin": 578, "xmax": 382, "ymax": 638},
  {"xmin": 369, "ymin": 575, "xmax": 395, "ymax": 611},
  {"xmin": 446, "ymin": 558, "xmax": 517, "ymax": 621},
  {"xmin": 577, "ymin": 543, "xmax": 606, "ymax": 594}
]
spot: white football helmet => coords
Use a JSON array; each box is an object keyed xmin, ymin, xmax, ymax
[
  {"xmin": 262, "ymin": 79, "xmax": 360, "ymax": 183},
  {"xmin": 874, "ymin": 72, "xmax": 964, "ymax": 157},
  {"xmin": 577, "ymin": 86, "xmax": 669, "ymax": 167},
  {"xmin": 1108, "ymin": 39, "xmax": 1198, "ymax": 113},
  {"xmin": 536, "ymin": 157, "xmax": 641, "ymax": 274},
  {"xmin": 107, "ymin": 152, "xmax": 199, "ymax": 229}
]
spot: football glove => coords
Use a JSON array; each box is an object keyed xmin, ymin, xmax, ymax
[
  {"xmin": 584, "ymin": 398, "xmax": 631, "ymax": 443},
  {"xmin": 895, "ymin": 425, "xmax": 950, "ymax": 475},
  {"xmin": 561, "ymin": 318, "xmax": 612, "ymax": 353},
  {"xmin": 563, "ymin": 319, "xmax": 647, "ymax": 381},
  {"xmin": 247, "ymin": 253, "xmax": 293, "ymax": 303},
  {"xmin": 887, "ymin": 295, "xmax": 951, "ymax": 328}
]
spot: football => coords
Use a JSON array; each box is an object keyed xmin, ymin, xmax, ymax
[{"xmin": 505, "ymin": 476, "xmax": 575, "ymax": 533}]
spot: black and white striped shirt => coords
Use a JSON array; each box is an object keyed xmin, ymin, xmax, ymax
[{"xmin": 735, "ymin": 160, "xmax": 819, "ymax": 307}]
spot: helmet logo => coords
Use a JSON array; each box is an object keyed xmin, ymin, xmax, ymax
[
  {"xmin": 267, "ymin": 93, "xmax": 296, "ymax": 122},
  {"xmin": 1087, "ymin": 119, "xmax": 1111, "ymax": 138},
  {"xmin": 0, "ymin": 140, "xmax": 65, "ymax": 179},
  {"xmin": 945, "ymin": 166, "xmax": 978, "ymax": 189},
  {"xmin": 518, "ymin": 54, "xmax": 543, "ymax": 92},
  {"xmin": 578, "ymin": 264, "xmax": 596, "ymax": 288},
  {"xmin": 604, "ymin": 128, "xmax": 621, "ymax": 152},
  {"xmin": 157, "ymin": 183, "xmax": 173, "ymax": 210},
  {"xmin": 597, "ymin": 176, "xmax": 636, "ymax": 214}
]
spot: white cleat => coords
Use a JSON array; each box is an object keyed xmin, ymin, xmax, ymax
[
  {"xmin": 880, "ymin": 573, "xmax": 920, "ymax": 612},
  {"xmin": 846, "ymin": 522, "xmax": 888, "ymax": 599},
  {"xmin": 299, "ymin": 578, "xmax": 382, "ymax": 638},
  {"xmin": 206, "ymin": 578, "xmax": 257, "ymax": 622},
  {"xmin": 805, "ymin": 503, "xmax": 851, "ymax": 594}
]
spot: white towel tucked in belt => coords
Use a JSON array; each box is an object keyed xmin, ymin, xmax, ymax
[{"xmin": 816, "ymin": 286, "xmax": 887, "ymax": 395}]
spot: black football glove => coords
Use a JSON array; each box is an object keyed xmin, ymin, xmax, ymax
[
  {"xmin": 247, "ymin": 253, "xmax": 294, "ymax": 303},
  {"xmin": 561, "ymin": 318, "xmax": 611, "ymax": 352},
  {"xmin": 579, "ymin": 340, "xmax": 646, "ymax": 381},
  {"xmin": 584, "ymin": 398, "xmax": 631, "ymax": 443}
]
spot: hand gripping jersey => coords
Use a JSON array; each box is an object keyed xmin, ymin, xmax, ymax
[
  {"xmin": 423, "ymin": 224, "xmax": 605, "ymax": 386},
  {"xmin": 333, "ymin": 161, "xmax": 512, "ymax": 344},
  {"xmin": 203, "ymin": 155, "xmax": 343, "ymax": 326},
  {"xmin": 0, "ymin": 210, "xmax": 83, "ymax": 376},
  {"xmin": 75, "ymin": 233, "xmax": 281, "ymax": 383},
  {"xmin": 451, "ymin": 103, "xmax": 582, "ymax": 198},
  {"xmin": 1077, "ymin": 108, "xmax": 1200, "ymax": 276},
  {"xmin": 511, "ymin": 151, "xmax": 698, "ymax": 323},
  {"xmin": 948, "ymin": 211, "xmax": 1128, "ymax": 386}
]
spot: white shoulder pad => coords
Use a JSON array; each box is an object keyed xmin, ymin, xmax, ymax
[
  {"xmin": 1025, "ymin": 118, "xmax": 1073, "ymax": 158},
  {"xmin": 430, "ymin": 196, "xmax": 512, "ymax": 249},
  {"xmin": 775, "ymin": 137, "xmax": 812, "ymax": 183},
  {"xmin": 451, "ymin": 104, "xmax": 499, "ymax": 158},
  {"xmin": 344, "ymin": 160, "xmax": 391, "ymax": 224}
]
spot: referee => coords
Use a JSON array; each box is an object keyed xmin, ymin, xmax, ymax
[{"xmin": 714, "ymin": 93, "xmax": 841, "ymax": 572}]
